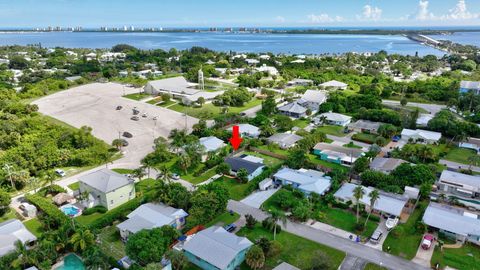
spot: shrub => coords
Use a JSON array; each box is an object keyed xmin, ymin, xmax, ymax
[
  {"xmin": 267, "ymin": 240, "xmax": 282, "ymax": 257},
  {"xmin": 88, "ymin": 198, "xmax": 142, "ymax": 230},
  {"xmin": 82, "ymin": 205, "xmax": 107, "ymax": 215},
  {"xmin": 261, "ymin": 218, "xmax": 281, "ymax": 234},
  {"xmin": 25, "ymin": 194, "xmax": 69, "ymax": 226},
  {"xmin": 37, "ymin": 184, "xmax": 66, "ymax": 197},
  {"xmin": 245, "ymin": 214, "xmax": 257, "ymax": 229},
  {"xmin": 354, "ymin": 223, "xmax": 365, "ymax": 232}
]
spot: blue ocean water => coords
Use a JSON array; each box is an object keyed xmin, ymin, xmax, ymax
[
  {"xmin": 0, "ymin": 31, "xmax": 476, "ymax": 56},
  {"xmin": 428, "ymin": 32, "xmax": 480, "ymax": 47}
]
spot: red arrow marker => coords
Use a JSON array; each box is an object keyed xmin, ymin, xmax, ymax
[{"xmin": 229, "ymin": 125, "xmax": 243, "ymax": 150}]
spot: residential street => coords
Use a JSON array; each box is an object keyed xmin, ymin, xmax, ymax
[
  {"xmin": 439, "ymin": 159, "xmax": 480, "ymax": 172},
  {"xmin": 382, "ymin": 100, "xmax": 446, "ymax": 115},
  {"xmin": 228, "ymin": 200, "xmax": 429, "ymax": 270}
]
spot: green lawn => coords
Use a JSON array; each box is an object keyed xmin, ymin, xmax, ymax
[
  {"xmin": 382, "ymin": 201, "xmax": 428, "ymax": 259},
  {"xmin": 122, "ymin": 93, "xmax": 150, "ymax": 101},
  {"xmin": 157, "ymin": 100, "xmax": 176, "ymax": 107},
  {"xmin": 343, "ymin": 142, "xmax": 363, "ymax": 149},
  {"xmin": 316, "ymin": 125, "xmax": 347, "ymax": 137},
  {"xmin": 0, "ymin": 208, "xmax": 19, "ymax": 223},
  {"xmin": 23, "ymin": 218, "xmax": 43, "ymax": 237},
  {"xmin": 146, "ymin": 97, "xmax": 163, "ymax": 104},
  {"xmin": 112, "ymin": 168, "xmax": 134, "ymax": 174},
  {"xmin": 431, "ymin": 244, "xmax": 480, "ymax": 270},
  {"xmin": 443, "ymin": 147, "xmax": 478, "ymax": 165},
  {"xmin": 293, "ymin": 119, "xmax": 310, "ymax": 128},
  {"xmin": 364, "ymin": 263, "xmax": 388, "ymax": 270},
  {"xmin": 205, "ymin": 211, "xmax": 240, "ymax": 227},
  {"xmin": 317, "ymin": 208, "xmax": 378, "ymax": 238},
  {"xmin": 169, "ymin": 98, "xmax": 262, "ymax": 120},
  {"xmin": 243, "ymin": 151, "xmax": 285, "ymax": 167},
  {"xmin": 135, "ymin": 178, "xmax": 156, "ymax": 196},
  {"xmin": 307, "ymin": 154, "xmax": 349, "ymax": 172},
  {"xmin": 182, "ymin": 167, "xmax": 218, "ymax": 185},
  {"xmin": 67, "ymin": 182, "xmax": 79, "ymax": 191},
  {"xmin": 237, "ymin": 224, "xmax": 345, "ymax": 270},
  {"xmin": 218, "ymin": 176, "xmax": 250, "ymax": 201},
  {"xmin": 256, "ymin": 145, "xmax": 289, "ymax": 157},
  {"xmin": 97, "ymin": 225, "xmax": 126, "ymax": 260},
  {"xmin": 75, "ymin": 212, "xmax": 106, "ymax": 226}
]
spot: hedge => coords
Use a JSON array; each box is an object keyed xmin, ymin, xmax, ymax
[
  {"xmin": 37, "ymin": 184, "xmax": 66, "ymax": 197},
  {"xmin": 82, "ymin": 205, "xmax": 107, "ymax": 215},
  {"xmin": 87, "ymin": 197, "xmax": 143, "ymax": 230},
  {"xmin": 25, "ymin": 194, "xmax": 69, "ymax": 225}
]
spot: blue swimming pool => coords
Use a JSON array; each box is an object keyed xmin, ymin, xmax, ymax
[
  {"xmin": 60, "ymin": 204, "xmax": 80, "ymax": 217},
  {"xmin": 55, "ymin": 254, "xmax": 85, "ymax": 270}
]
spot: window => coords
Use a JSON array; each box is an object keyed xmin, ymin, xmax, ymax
[{"xmin": 110, "ymin": 200, "xmax": 114, "ymax": 204}]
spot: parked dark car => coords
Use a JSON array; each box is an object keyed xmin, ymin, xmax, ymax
[
  {"xmin": 223, "ymin": 223, "xmax": 237, "ymax": 233},
  {"xmin": 119, "ymin": 139, "xmax": 129, "ymax": 147},
  {"xmin": 130, "ymin": 116, "xmax": 139, "ymax": 121},
  {"xmin": 116, "ymin": 105, "xmax": 123, "ymax": 110},
  {"xmin": 122, "ymin": 132, "xmax": 133, "ymax": 138}
]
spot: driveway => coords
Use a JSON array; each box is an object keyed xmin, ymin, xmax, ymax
[
  {"xmin": 240, "ymin": 187, "xmax": 279, "ymax": 209},
  {"xmin": 364, "ymin": 219, "xmax": 390, "ymax": 250},
  {"xmin": 33, "ymin": 82, "xmax": 198, "ymax": 169},
  {"xmin": 412, "ymin": 235, "xmax": 436, "ymax": 268},
  {"xmin": 382, "ymin": 100, "xmax": 446, "ymax": 115},
  {"xmin": 339, "ymin": 255, "xmax": 368, "ymax": 270},
  {"xmin": 228, "ymin": 200, "xmax": 429, "ymax": 270}
]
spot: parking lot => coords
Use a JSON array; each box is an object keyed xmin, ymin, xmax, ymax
[{"xmin": 33, "ymin": 82, "xmax": 198, "ymax": 167}]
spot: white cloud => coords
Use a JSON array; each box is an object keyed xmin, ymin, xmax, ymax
[
  {"xmin": 416, "ymin": 0, "xmax": 435, "ymax": 21},
  {"xmin": 444, "ymin": 0, "xmax": 478, "ymax": 20},
  {"xmin": 307, "ymin": 14, "xmax": 343, "ymax": 23},
  {"xmin": 361, "ymin": 5, "xmax": 382, "ymax": 21},
  {"xmin": 275, "ymin": 16, "xmax": 286, "ymax": 23}
]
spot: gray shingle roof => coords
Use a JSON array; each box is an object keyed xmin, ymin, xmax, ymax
[
  {"xmin": 225, "ymin": 157, "xmax": 264, "ymax": 174},
  {"xmin": 278, "ymin": 102, "xmax": 307, "ymax": 114},
  {"xmin": 0, "ymin": 219, "xmax": 37, "ymax": 256},
  {"xmin": 369, "ymin": 157, "xmax": 408, "ymax": 173},
  {"xmin": 79, "ymin": 169, "xmax": 133, "ymax": 193},
  {"xmin": 274, "ymin": 168, "xmax": 331, "ymax": 195},
  {"xmin": 116, "ymin": 203, "xmax": 188, "ymax": 234},
  {"xmin": 300, "ymin": 90, "xmax": 327, "ymax": 104},
  {"xmin": 423, "ymin": 202, "xmax": 480, "ymax": 237},
  {"xmin": 334, "ymin": 183, "xmax": 408, "ymax": 216},
  {"xmin": 183, "ymin": 226, "xmax": 253, "ymax": 270},
  {"xmin": 439, "ymin": 170, "xmax": 480, "ymax": 192},
  {"xmin": 348, "ymin": 120, "xmax": 382, "ymax": 131},
  {"xmin": 267, "ymin": 133, "xmax": 303, "ymax": 148}
]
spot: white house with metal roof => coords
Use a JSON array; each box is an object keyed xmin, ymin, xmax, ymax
[
  {"xmin": 400, "ymin": 129, "xmax": 441, "ymax": 144},
  {"xmin": 319, "ymin": 80, "xmax": 348, "ymax": 90},
  {"xmin": 348, "ymin": 120, "xmax": 382, "ymax": 134},
  {"xmin": 334, "ymin": 183, "xmax": 408, "ymax": 217},
  {"xmin": 183, "ymin": 226, "xmax": 253, "ymax": 270},
  {"xmin": 199, "ymin": 136, "xmax": 226, "ymax": 162},
  {"xmin": 273, "ymin": 168, "xmax": 332, "ymax": 196},
  {"xmin": 79, "ymin": 169, "xmax": 135, "ymax": 210},
  {"xmin": 297, "ymin": 90, "xmax": 327, "ymax": 113},
  {"xmin": 0, "ymin": 219, "xmax": 37, "ymax": 257},
  {"xmin": 423, "ymin": 202, "xmax": 480, "ymax": 244},
  {"xmin": 317, "ymin": 112, "xmax": 352, "ymax": 127},
  {"xmin": 438, "ymin": 170, "xmax": 480, "ymax": 198},
  {"xmin": 236, "ymin": 124, "xmax": 260, "ymax": 138},
  {"xmin": 116, "ymin": 203, "xmax": 188, "ymax": 241},
  {"xmin": 144, "ymin": 76, "xmax": 199, "ymax": 98},
  {"xmin": 267, "ymin": 133, "xmax": 303, "ymax": 149}
]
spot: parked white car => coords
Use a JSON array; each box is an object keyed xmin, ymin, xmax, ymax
[
  {"xmin": 55, "ymin": 169, "xmax": 66, "ymax": 177},
  {"xmin": 386, "ymin": 216, "xmax": 399, "ymax": 231}
]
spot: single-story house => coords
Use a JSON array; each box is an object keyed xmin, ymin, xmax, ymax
[
  {"xmin": 183, "ymin": 226, "xmax": 253, "ymax": 270},
  {"xmin": 317, "ymin": 112, "xmax": 352, "ymax": 127},
  {"xmin": 225, "ymin": 156, "xmax": 265, "ymax": 181},
  {"xmin": 438, "ymin": 170, "xmax": 480, "ymax": 198},
  {"xmin": 297, "ymin": 90, "xmax": 327, "ymax": 113},
  {"xmin": 255, "ymin": 64, "xmax": 279, "ymax": 76},
  {"xmin": 79, "ymin": 169, "xmax": 136, "ymax": 210},
  {"xmin": 423, "ymin": 202, "xmax": 480, "ymax": 244},
  {"xmin": 258, "ymin": 178, "xmax": 274, "ymax": 191},
  {"xmin": 0, "ymin": 219, "xmax": 37, "ymax": 257},
  {"xmin": 286, "ymin": 79, "xmax": 313, "ymax": 87},
  {"xmin": 65, "ymin": 75, "xmax": 82, "ymax": 82},
  {"xmin": 236, "ymin": 124, "xmax": 260, "ymax": 138},
  {"xmin": 334, "ymin": 183, "xmax": 409, "ymax": 217},
  {"xmin": 199, "ymin": 136, "xmax": 226, "ymax": 162},
  {"xmin": 313, "ymin": 143, "xmax": 364, "ymax": 166},
  {"xmin": 181, "ymin": 91, "xmax": 224, "ymax": 105},
  {"xmin": 319, "ymin": 80, "xmax": 348, "ymax": 90},
  {"xmin": 369, "ymin": 157, "xmax": 408, "ymax": 174},
  {"xmin": 116, "ymin": 203, "xmax": 188, "ymax": 241},
  {"xmin": 273, "ymin": 168, "xmax": 332, "ymax": 196},
  {"xmin": 459, "ymin": 137, "xmax": 480, "ymax": 153},
  {"xmin": 348, "ymin": 120, "xmax": 382, "ymax": 134},
  {"xmin": 278, "ymin": 102, "xmax": 308, "ymax": 118},
  {"xmin": 267, "ymin": 133, "xmax": 303, "ymax": 149},
  {"xmin": 144, "ymin": 76, "xmax": 199, "ymax": 98},
  {"xmin": 459, "ymin": 80, "xmax": 480, "ymax": 94},
  {"xmin": 273, "ymin": 262, "xmax": 301, "ymax": 270},
  {"xmin": 400, "ymin": 129, "xmax": 441, "ymax": 144}
]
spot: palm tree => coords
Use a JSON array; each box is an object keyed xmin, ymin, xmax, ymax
[
  {"xmin": 157, "ymin": 165, "xmax": 172, "ymax": 183},
  {"xmin": 270, "ymin": 209, "xmax": 287, "ymax": 240},
  {"xmin": 11, "ymin": 241, "xmax": 31, "ymax": 268},
  {"xmin": 365, "ymin": 189, "xmax": 380, "ymax": 227},
  {"xmin": 353, "ymin": 185, "xmax": 365, "ymax": 223},
  {"xmin": 70, "ymin": 229, "xmax": 95, "ymax": 252},
  {"xmin": 83, "ymin": 246, "xmax": 109, "ymax": 270},
  {"xmin": 178, "ymin": 153, "xmax": 191, "ymax": 175},
  {"xmin": 467, "ymin": 155, "xmax": 480, "ymax": 171},
  {"xmin": 112, "ymin": 138, "xmax": 124, "ymax": 150},
  {"xmin": 245, "ymin": 245, "xmax": 265, "ymax": 270}
]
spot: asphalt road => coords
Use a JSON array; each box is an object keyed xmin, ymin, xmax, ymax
[
  {"xmin": 382, "ymin": 100, "xmax": 446, "ymax": 115},
  {"xmin": 228, "ymin": 200, "xmax": 429, "ymax": 270}
]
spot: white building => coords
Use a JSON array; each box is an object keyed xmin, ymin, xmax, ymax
[
  {"xmin": 400, "ymin": 129, "xmax": 441, "ymax": 144},
  {"xmin": 317, "ymin": 112, "xmax": 352, "ymax": 127},
  {"xmin": 319, "ymin": 80, "xmax": 348, "ymax": 90}
]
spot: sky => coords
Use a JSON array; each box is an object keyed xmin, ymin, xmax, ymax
[{"xmin": 0, "ymin": 0, "xmax": 479, "ymax": 28}]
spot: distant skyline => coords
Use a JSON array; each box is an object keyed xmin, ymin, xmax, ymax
[{"xmin": 0, "ymin": 0, "xmax": 479, "ymax": 28}]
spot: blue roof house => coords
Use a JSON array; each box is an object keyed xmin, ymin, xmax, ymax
[{"xmin": 183, "ymin": 226, "xmax": 253, "ymax": 270}]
